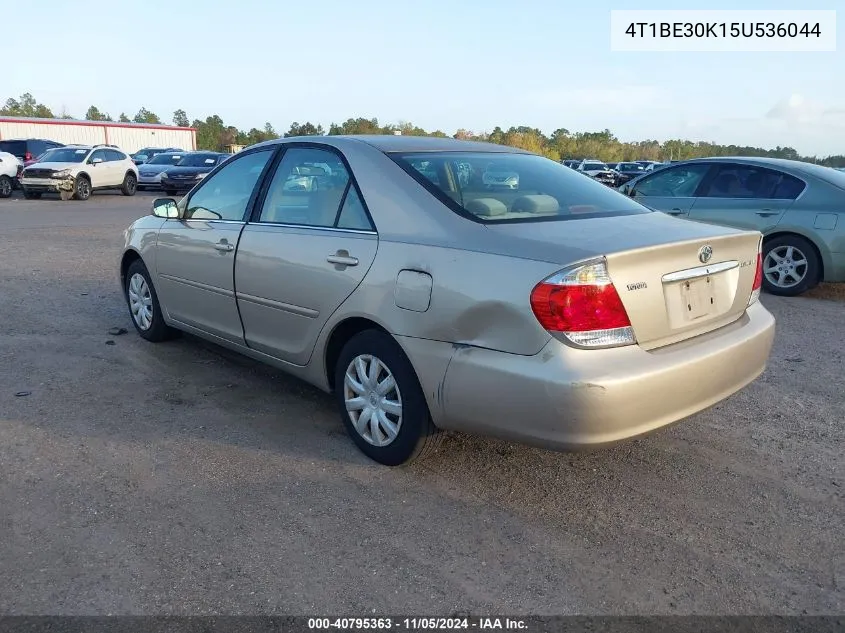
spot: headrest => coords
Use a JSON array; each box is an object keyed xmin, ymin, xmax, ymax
[
  {"xmin": 465, "ymin": 197, "xmax": 508, "ymax": 217},
  {"xmin": 511, "ymin": 194, "xmax": 560, "ymax": 214}
]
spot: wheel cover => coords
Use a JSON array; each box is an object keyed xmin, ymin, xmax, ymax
[
  {"xmin": 764, "ymin": 245, "xmax": 808, "ymax": 289},
  {"xmin": 77, "ymin": 179, "xmax": 90, "ymax": 198},
  {"xmin": 0, "ymin": 178, "xmax": 10, "ymax": 195},
  {"xmin": 126, "ymin": 175, "xmax": 136, "ymax": 192},
  {"xmin": 343, "ymin": 354, "xmax": 403, "ymax": 447},
  {"xmin": 127, "ymin": 273, "xmax": 153, "ymax": 330}
]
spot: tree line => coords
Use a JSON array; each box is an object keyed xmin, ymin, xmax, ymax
[{"xmin": 2, "ymin": 92, "xmax": 843, "ymax": 167}]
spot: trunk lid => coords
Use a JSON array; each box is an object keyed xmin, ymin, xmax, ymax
[{"xmin": 485, "ymin": 212, "xmax": 762, "ymax": 350}]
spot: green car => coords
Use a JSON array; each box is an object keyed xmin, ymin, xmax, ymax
[{"xmin": 619, "ymin": 157, "xmax": 845, "ymax": 296}]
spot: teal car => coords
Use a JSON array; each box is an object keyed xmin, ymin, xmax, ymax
[{"xmin": 619, "ymin": 157, "xmax": 845, "ymax": 296}]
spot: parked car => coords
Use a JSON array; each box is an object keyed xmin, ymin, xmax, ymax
[
  {"xmin": 119, "ymin": 136, "xmax": 774, "ymax": 466},
  {"xmin": 613, "ymin": 161, "xmax": 648, "ymax": 185},
  {"xmin": 159, "ymin": 152, "xmax": 230, "ymax": 195},
  {"xmin": 636, "ymin": 160, "xmax": 663, "ymax": 170},
  {"xmin": 482, "ymin": 163, "xmax": 520, "ymax": 189},
  {"xmin": 0, "ymin": 150, "xmax": 22, "ymax": 198},
  {"xmin": 578, "ymin": 160, "xmax": 617, "ymax": 186},
  {"xmin": 131, "ymin": 147, "xmax": 184, "ymax": 166},
  {"xmin": 19, "ymin": 145, "xmax": 138, "ymax": 200},
  {"xmin": 618, "ymin": 156, "xmax": 845, "ymax": 296},
  {"xmin": 0, "ymin": 139, "xmax": 64, "ymax": 164},
  {"xmin": 137, "ymin": 151, "xmax": 187, "ymax": 190},
  {"xmin": 561, "ymin": 159, "xmax": 581, "ymax": 169}
]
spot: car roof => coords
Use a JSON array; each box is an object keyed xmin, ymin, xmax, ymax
[{"xmin": 254, "ymin": 135, "xmax": 530, "ymax": 154}]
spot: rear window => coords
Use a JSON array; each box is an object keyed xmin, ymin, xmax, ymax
[
  {"xmin": 0, "ymin": 141, "xmax": 26, "ymax": 157},
  {"xmin": 391, "ymin": 152, "xmax": 650, "ymax": 223}
]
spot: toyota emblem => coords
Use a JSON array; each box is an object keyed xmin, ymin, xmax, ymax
[{"xmin": 698, "ymin": 245, "xmax": 713, "ymax": 263}]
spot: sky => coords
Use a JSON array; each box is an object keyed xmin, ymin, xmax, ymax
[{"xmin": 5, "ymin": 0, "xmax": 843, "ymax": 156}]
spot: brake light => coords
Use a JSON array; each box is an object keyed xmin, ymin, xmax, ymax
[
  {"xmin": 530, "ymin": 259, "xmax": 636, "ymax": 348},
  {"xmin": 24, "ymin": 151, "xmax": 32, "ymax": 161},
  {"xmin": 748, "ymin": 243, "xmax": 763, "ymax": 306}
]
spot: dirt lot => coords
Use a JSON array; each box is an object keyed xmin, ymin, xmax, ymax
[{"xmin": 0, "ymin": 192, "xmax": 842, "ymax": 615}]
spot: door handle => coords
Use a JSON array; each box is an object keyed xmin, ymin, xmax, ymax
[
  {"xmin": 213, "ymin": 241, "xmax": 234, "ymax": 252},
  {"xmin": 667, "ymin": 208, "xmax": 684, "ymax": 215},
  {"xmin": 327, "ymin": 252, "xmax": 359, "ymax": 267},
  {"xmin": 756, "ymin": 210, "xmax": 779, "ymax": 217}
]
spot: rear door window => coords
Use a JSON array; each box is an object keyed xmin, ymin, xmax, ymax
[{"xmin": 699, "ymin": 165, "xmax": 782, "ymax": 199}]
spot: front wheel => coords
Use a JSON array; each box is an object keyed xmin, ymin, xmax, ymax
[
  {"xmin": 74, "ymin": 176, "xmax": 91, "ymax": 201},
  {"xmin": 124, "ymin": 259, "xmax": 178, "ymax": 342},
  {"xmin": 0, "ymin": 175, "xmax": 12, "ymax": 198},
  {"xmin": 121, "ymin": 173, "xmax": 137, "ymax": 196},
  {"xmin": 334, "ymin": 330, "xmax": 444, "ymax": 466},
  {"xmin": 762, "ymin": 235, "xmax": 820, "ymax": 296}
]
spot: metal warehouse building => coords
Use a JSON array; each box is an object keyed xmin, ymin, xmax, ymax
[{"xmin": 0, "ymin": 117, "xmax": 196, "ymax": 154}]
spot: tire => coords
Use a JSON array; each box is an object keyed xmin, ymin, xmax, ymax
[
  {"xmin": 762, "ymin": 235, "xmax": 820, "ymax": 297},
  {"xmin": 0, "ymin": 175, "xmax": 12, "ymax": 198},
  {"xmin": 164, "ymin": 189, "xmax": 177, "ymax": 196},
  {"xmin": 22, "ymin": 189, "xmax": 41, "ymax": 200},
  {"xmin": 333, "ymin": 330, "xmax": 444, "ymax": 466},
  {"xmin": 124, "ymin": 259, "xmax": 178, "ymax": 342},
  {"xmin": 121, "ymin": 173, "xmax": 137, "ymax": 196},
  {"xmin": 74, "ymin": 176, "xmax": 91, "ymax": 201}
]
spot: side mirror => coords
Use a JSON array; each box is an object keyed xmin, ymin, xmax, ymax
[
  {"xmin": 152, "ymin": 197, "xmax": 179, "ymax": 219},
  {"xmin": 91, "ymin": 157, "xmax": 103, "ymax": 165}
]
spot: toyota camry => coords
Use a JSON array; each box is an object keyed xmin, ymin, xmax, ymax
[{"xmin": 119, "ymin": 136, "xmax": 775, "ymax": 466}]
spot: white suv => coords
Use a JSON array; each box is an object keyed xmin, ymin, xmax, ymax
[
  {"xmin": 0, "ymin": 151, "xmax": 22, "ymax": 198},
  {"xmin": 20, "ymin": 145, "xmax": 139, "ymax": 200}
]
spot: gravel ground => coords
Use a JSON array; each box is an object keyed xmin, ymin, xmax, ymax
[{"xmin": 0, "ymin": 193, "xmax": 842, "ymax": 615}]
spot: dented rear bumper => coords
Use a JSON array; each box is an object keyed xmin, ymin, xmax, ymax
[{"xmin": 422, "ymin": 301, "xmax": 775, "ymax": 450}]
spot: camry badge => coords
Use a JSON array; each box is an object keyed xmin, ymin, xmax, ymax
[{"xmin": 698, "ymin": 245, "xmax": 713, "ymax": 263}]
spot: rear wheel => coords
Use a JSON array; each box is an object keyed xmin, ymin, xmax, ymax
[
  {"xmin": 121, "ymin": 173, "xmax": 137, "ymax": 196},
  {"xmin": 74, "ymin": 176, "xmax": 91, "ymax": 201},
  {"xmin": 0, "ymin": 175, "xmax": 12, "ymax": 198},
  {"xmin": 762, "ymin": 235, "xmax": 820, "ymax": 296},
  {"xmin": 334, "ymin": 330, "xmax": 444, "ymax": 466}
]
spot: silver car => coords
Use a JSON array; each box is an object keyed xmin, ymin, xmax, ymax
[
  {"xmin": 137, "ymin": 152, "xmax": 186, "ymax": 190},
  {"xmin": 120, "ymin": 136, "xmax": 775, "ymax": 466}
]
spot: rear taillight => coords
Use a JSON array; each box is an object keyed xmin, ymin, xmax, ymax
[
  {"xmin": 530, "ymin": 259, "xmax": 636, "ymax": 348},
  {"xmin": 24, "ymin": 152, "xmax": 32, "ymax": 161},
  {"xmin": 749, "ymin": 241, "xmax": 763, "ymax": 306}
]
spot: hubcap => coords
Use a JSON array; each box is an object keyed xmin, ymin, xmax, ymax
[
  {"xmin": 764, "ymin": 245, "xmax": 808, "ymax": 289},
  {"xmin": 78, "ymin": 180, "xmax": 90, "ymax": 198},
  {"xmin": 127, "ymin": 273, "xmax": 153, "ymax": 330},
  {"xmin": 127, "ymin": 176, "xmax": 136, "ymax": 192},
  {"xmin": 0, "ymin": 179, "xmax": 9, "ymax": 195},
  {"xmin": 343, "ymin": 354, "xmax": 403, "ymax": 447}
]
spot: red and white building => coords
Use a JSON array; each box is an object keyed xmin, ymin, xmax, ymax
[{"xmin": 0, "ymin": 117, "xmax": 197, "ymax": 154}]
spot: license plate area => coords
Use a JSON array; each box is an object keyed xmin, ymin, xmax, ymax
[
  {"xmin": 679, "ymin": 276, "xmax": 715, "ymax": 321},
  {"xmin": 663, "ymin": 275, "xmax": 720, "ymax": 330}
]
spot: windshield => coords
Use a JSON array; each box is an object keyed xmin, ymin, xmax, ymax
[
  {"xmin": 582, "ymin": 162, "xmax": 608, "ymax": 171},
  {"xmin": 148, "ymin": 153, "xmax": 184, "ymax": 165},
  {"xmin": 39, "ymin": 148, "xmax": 89, "ymax": 163},
  {"xmin": 392, "ymin": 152, "xmax": 650, "ymax": 223},
  {"xmin": 177, "ymin": 154, "xmax": 219, "ymax": 167},
  {"xmin": 619, "ymin": 163, "xmax": 645, "ymax": 172}
]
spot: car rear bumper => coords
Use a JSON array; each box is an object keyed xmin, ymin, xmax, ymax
[{"xmin": 435, "ymin": 301, "xmax": 775, "ymax": 450}]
